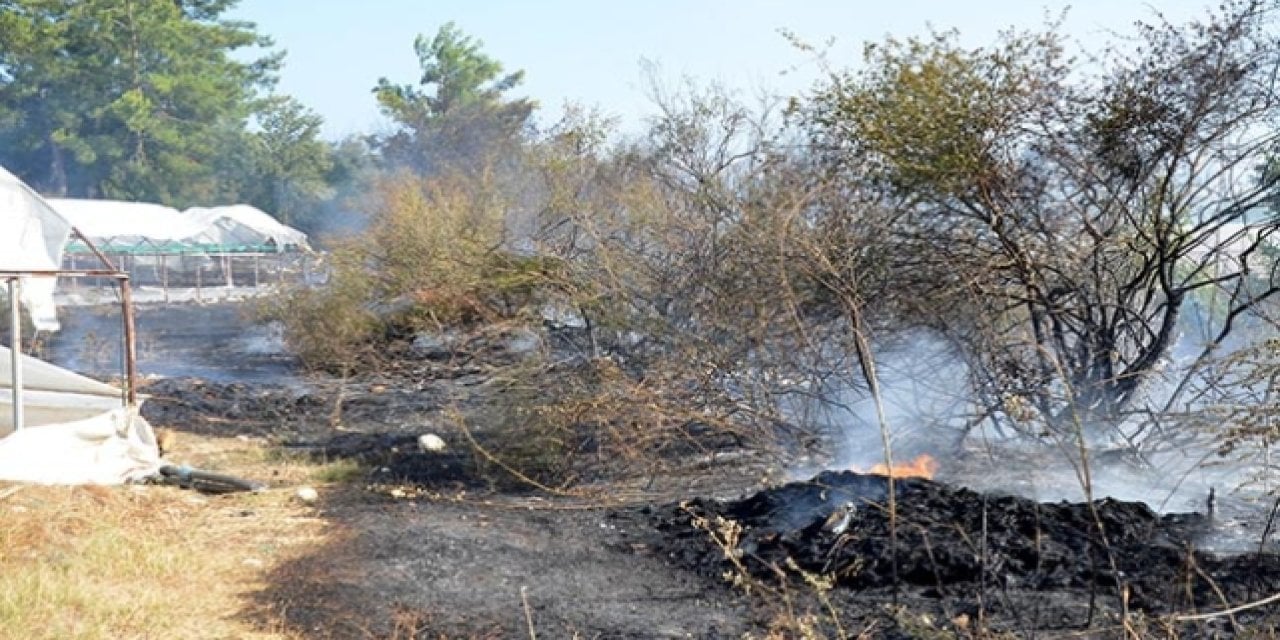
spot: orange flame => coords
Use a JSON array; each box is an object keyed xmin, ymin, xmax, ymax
[{"xmin": 864, "ymin": 454, "xmax": 937, "ymax": 479}]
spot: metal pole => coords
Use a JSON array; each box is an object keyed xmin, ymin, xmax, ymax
[
  {"xmin": 119, "ymin": 277, "xmax": 138, "ymax": 408},
  {"xmin": 7, "ymin": 278, "xmax": 23, "ymax": 431}
]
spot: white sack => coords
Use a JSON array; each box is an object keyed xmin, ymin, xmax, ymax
[
  {"xmin": 0, "ymin": 407, "xmax": 160, "ymax": 485},
  {"xmin": 0, "ymin": 345, "xmax": 160, "ymax": 485}
]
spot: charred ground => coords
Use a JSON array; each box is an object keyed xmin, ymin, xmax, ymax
[
  {"xmin": 638, "ymin": 471, "xmax": 1280, "ymax": 637},
  {"xmin": 45, "ymin": 302, "xmax": 1280, "ymax": 638}
]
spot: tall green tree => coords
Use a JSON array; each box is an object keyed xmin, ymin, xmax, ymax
[
  {"xmin": 0, "ymin": 0, "xmax": 280, "ymax": 204},
  {"xmin": 242, "ymin": 95, "xmax": 334, "ymax": 226},
  {"xmin": 372, "ymin": 22, "xmax": 535, "ymax": 173}
]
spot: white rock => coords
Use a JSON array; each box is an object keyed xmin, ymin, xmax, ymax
[
  {"xmin": 295, "ymin": 486, "xmax": 319, "ymax": 503},
  {"xmin": 418, "ymin": 433, "xmax": 447, "ymax": 453},
  {"xmin": 504, "ymin": 327, "xmax": 543, "ymax": 355}
]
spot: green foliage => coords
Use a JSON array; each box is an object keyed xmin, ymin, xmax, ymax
[
  {"xmin": 240, "ymin": 95, "xmax": 335, "ymax": 227},
  {"xmin": 372, "ymin": 22, "xmax": 535, "ymax": 173},
  {"xmin": 807, "ymin": 28, "xmax": 1068, "ymax": 199},
  {"xmin": 0, "ymin": 0, "xmax": 282, "ymax": 204},
  {"xmin": 376, "ymin": 22, "xmax": 525, "ymax": 119}
]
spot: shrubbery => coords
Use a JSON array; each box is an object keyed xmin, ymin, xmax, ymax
[{"xmin": 276, "ymin": 0, "xmax": 1280, "ymax": 487}]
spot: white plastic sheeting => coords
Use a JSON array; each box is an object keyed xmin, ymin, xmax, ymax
[
  {"xmin": 184, "ymin": 204, "xmax": 309, "ymax": 250},
  {"xmin": 0, "ymin": 167, "xmax": 72, "ymax": 331},
  {"xmin": 0, "ymin": 345, "xmax": 160, "ymax": 485},
  {"xmin": 48, "ymin": 198, "xmax": 308, "ymax": 252},
  {"xmin": 0, "ymin": 169, "xmax": 161, "ymax": 485}
]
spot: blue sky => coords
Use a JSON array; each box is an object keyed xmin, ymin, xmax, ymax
[{"xmin": 228, "ymin": 1, "xmax": 1214, "ymax": 140}]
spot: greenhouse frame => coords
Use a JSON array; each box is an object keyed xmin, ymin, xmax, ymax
[{"xmin": 48, "ymin": 199, "xmax": 316, "ymax": 297}]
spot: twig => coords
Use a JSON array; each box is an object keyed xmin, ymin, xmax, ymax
[
  {"xmin": 452, "ymin": 412, "xmax": 579, "ymax": 496},
  {"xmin": 978, "ymin": 493, "xmax": 989, "ymax": 629},
  {"xmin": 1257, "ymin": 493, "xmax": 1280, "ymax": 558},
  {"xmin": 521, "ymin": 586, "xmax": 538, "ymax": 640},
  {"xmin": 1188, "ymin": 552, "xmax": 1238, "ymax": 633},
  {"xmin": 1172, "ymin": 591, "xmax": 1280, "ymax": 622},
  {"xmin": 848, "ymin": 304, "xmax": 899, "ymax": 604}
]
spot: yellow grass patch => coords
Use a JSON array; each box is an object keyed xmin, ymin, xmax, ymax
[{"xmin": 0, "ymin": 433, "xmax": 334, "ymax": 640}]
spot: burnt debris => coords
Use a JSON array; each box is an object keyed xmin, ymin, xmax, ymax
[{"xmin": 644, "ymin": 470, "xmax": 1280, "ymax": 619}]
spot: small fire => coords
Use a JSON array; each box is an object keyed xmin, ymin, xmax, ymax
[{"xmin": 863, "ymin": 454, "xmax": 938, "ymax": 479}]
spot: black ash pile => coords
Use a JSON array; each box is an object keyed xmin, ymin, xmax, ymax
[{"xmin": 646, "ymin": 470, "xmax": 1280, "ymax": 623}]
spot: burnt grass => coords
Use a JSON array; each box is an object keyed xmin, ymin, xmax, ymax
[
  {"xmin": 94, "ymin": 303, "xmax": 1280, "ymax": 637},
  {"xmin": 636, "ymin": 470, "xmax": 1280, "ymax": 636}
]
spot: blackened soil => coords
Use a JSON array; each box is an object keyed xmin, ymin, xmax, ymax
[
  {"xmin": 140, "ymin": 377, "xmax": 326, "ymax": 436},
  {"xmin": 258, "ymin": 489, "xmax": 751, "ymax": 639},
  {"xmin": 45, "ymin": 301, "xmax": 300, "ymax": 383},
  {"xmin": 633, "ymin": 470, "xmax": 1280, "ymax": 636},
  {"xmin": 85, "ymin": 302, "xmax": 1280, "ymax": 637}
]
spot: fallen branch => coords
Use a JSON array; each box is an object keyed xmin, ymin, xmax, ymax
[
  {"xmin": 451, "ymin": 410, "xmax": 579, "ymax": 496},
  {"xmin": 1172, "ymin": 591, "xmax": 1280, "ymax": 622},
  {"xmin": 521, "ymin": 585, "xmax": 538, "ymax": 640}
]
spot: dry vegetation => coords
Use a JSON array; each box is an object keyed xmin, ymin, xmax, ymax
[
  {"xmin": 252, "ymin": 3, "xmax": 1280, "ymax": 635},
  {"xmin": 275, "ymin": 0, "xmax": 1280, "ymax": 489},
  {"xmin": 11, "ymin": 2, "xmax": 1280, "ymax": 638},
  {"xmin": 0, "ymin": 434, "xmax": 341, "ymax": 640}
]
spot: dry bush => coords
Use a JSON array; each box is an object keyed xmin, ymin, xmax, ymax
[
  {"xmin": 275, "ymin": 165, "xmax": 574, "ymax": 371},
  {"xmin": 273, "ymin": 87, "xmax": 899, "ymax": 484},
  {"xmin": 800, "ymin": 0, "xmax": 1280, "ymax": 445},
  {"xmin": 362, "ymin": 169, "xmax": 550, "ymax": 327},
  {"xmin": 273, "ymin": 95, "xmax": 840, "ymax": 485},
  {"xmin": 269, "ymin": 249, "xmax": 380, "ymax": 373},
  {"xmin": 462, "ymin": 354, "xmax": 769, "ymax": 488}
]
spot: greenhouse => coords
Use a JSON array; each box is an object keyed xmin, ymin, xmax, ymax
[
  {"xmin": 49, "ymin": 199, "xmax": 309, "ymax": 255},
  {"xmin": 47, "ymin": 198, "xmax": 314, "ymax": 295}
]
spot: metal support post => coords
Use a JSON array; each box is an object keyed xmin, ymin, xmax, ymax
[
  {"xmin": 119, "ymin": 277, "xmax": 138, "ymax": 407},
  {"xmin": 7, "ymin": 277, "xmax": 23, "ymax": 431}
]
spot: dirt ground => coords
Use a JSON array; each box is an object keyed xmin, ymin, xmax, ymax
[
  {"xmin": 40, "ymin": 302, "xmax": 773, "ymax": 638},
  {"xmin": 35, "ymin": 301, "xmax": 1280, "ymax": 639},
  {"xmin": 256, "ymin": 489, "xmax": 750, "ymax": 638}
]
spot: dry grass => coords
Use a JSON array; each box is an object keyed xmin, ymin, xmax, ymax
[{"xmin": 0, "ymin": 433, "xmax": 336, "ymax": 640}]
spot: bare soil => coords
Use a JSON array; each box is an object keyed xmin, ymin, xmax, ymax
[{"xmin": 51, "ymin": 301, "xmax": 1280, "ymax": 638}]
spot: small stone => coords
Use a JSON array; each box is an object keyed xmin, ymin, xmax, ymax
[
  {"xmin": 418, "ymin": 433, "xmax": 446, "ymax": 452},
  {"xmin": 410, "ymin": 332, "xmax": 453, "ymax": 359},
  {"xmin": 295, "ymin": 486, "xmax": 319, "ymax": 503}
]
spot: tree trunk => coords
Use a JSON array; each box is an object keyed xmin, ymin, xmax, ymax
[{"xmin": 46, "ymin": 134, "xmax": 67, "ymax": 196}]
